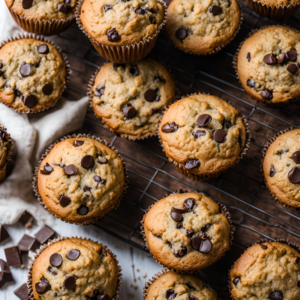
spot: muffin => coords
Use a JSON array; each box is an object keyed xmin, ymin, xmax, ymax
[
  {"xmin": 0, "ymin": 126, "xmax": 13, "ymax": 183},
  {"xmin": 89, "ymin": 59, "xmax": 176, "ymax": 140},
  {"xmin": 29, "ymin": 237, "xmax": 121, "ymax": 300},
  {"xmin": 236, "ymin": 26, "xmax": 300, "ymax": 105},
  {"xmin": 77, "ymin": 0, "xmax": 166, "ymax": 62},
  {"xmin": 144, "ymin": 270, "xmax": 218, "ymax": 300},
  {"xmin": 34, "ymin": 135, "xmax": 126, "ymax": 224},
  {"xmin": 230, "ymin": 241, "xmax": 300, "ymax": 300},
  {"xmin": 0, "ymin": 37, "xmax": 67, "ymax": 113},
  {"xmin": 159, "ymin": 94, "xmax": 248, "ymax": 180},
  {"xmin": 166, "ymin": 0, "xmax": 241, "ymax": 55},
  {"xmin": 142, "ymin": 192, "xmax": 232, "ymax": 272},
  {"xmin": 5, "ymin": 0, "xmax": 77, "ymax": 35},
  {"xmin": 262, "ymin": 128, "xmax": 300, "ymax": 208}
]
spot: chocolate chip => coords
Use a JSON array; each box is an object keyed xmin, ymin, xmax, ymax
[
  {"xmin": 287, "ymin": 50, "xmax": 297, "ymax": 61},
  {"xmin": 247, "ymin": 78, "xmax": 255, "ymax": 88},
  {"xmin": 177, "ymin": 223, "xmax": 183, "ymax": 229},
  {"xmin": 184, "ymin": 159, "xmax": 200, "ymax": 170},
  {"xmin": 197, "ymin": 114, "xmax": 212, "ymax": 127},
  {"xmin": 97, "ymin": 295, "xmax": 109, "ymax": 300},
  {"xmin": 172, "ymin": 207, "xmax": 188, "ymax": 214},
  {"xmin": 213, "ymin": 129, "xmax": 227, "ymax": 143},
  {"xmin": 263, "ymin": 54, "xmax": 277, "ymax": 65},
  {"xmin": 20, "ymin": 63, "xmax": 31, "ymax": 77},
  {"xmin": 187, "ymin": 229, "xmax": 194, "ymax": 237},
  {"xmin": 40, "ymin": 163, "xmax": 53, "ymax": 175},
  {"xmin": 261, "ymin": 89, "xmax": 273, "ymax": 100},
  {"xmin": 144, "ymin": 89, "xmax": 157, "ymax": 102},
  {"xmin": 83, "ymin": 186, "xmax": 92, "ymax": 192},
  {"xmin": 191, "ymin": 236, "xmax": 202, "ymax": 251},
  {"xmin": 4, "ymin": 246, "xmax": 22, "ymax": 267},
  {"xmin": 22, "ymin": 0, "xmax": 32, "ymax": 9},
  {"xmin": 171, "ymin": 212, "xmax": 182, "ymax": 222},
  {"xmin": 0, "ymin": 225, "xmax": 10, "ymax": 244},
  {"xmin": 13, "ymin": 89, "xmax": 23, "ymax": 100},
  {"xmin": 161, "ymin": 122, "xmax": 178, "ymax": 133},
  {"xmin": 122, "ymin": 104, "xmax": 136, "ymax": 118},
  {"xmin": 47, "ymin": 266, "xmax": 57, "ymax": 276},
  {"xmin": 49, "ymin": 253, "xmax": 62, "ymax": 267},
  {"xmin": 175, "ymin": 245, "xmax": 187, "ymax": 257},
  {"xmin": 81, "ymin": 155, "xmax": 95, "ymax": 169},
  {"xmin": 97, "ymin": 155, "xmax": 107, "ymax": 164},
  {"xmin": 259, "ymin": 244, "xmax": 268, "ymax": 250},
  {"xmin": 42, "ymin": 84, "xmax": 53, "ymax": 95},
  {"xmin": 278, "ymin": 53, "xmax": 288, "ymax": 64},
  {"xmin": 187, "ymin": 296, "xmax": 198, "ymax": 300},
  {"xmin": 175, "ymin": 28, "xmax": 187, "ymax": 41},
  {"xmin": 73, "ymin": 140, "xmax": 84, "ymax": 147},
  {"xmin": 152, "ymin": 108, "xmax": 160, "ymax": 114},
  {"xmin": 184, "ymin": 198, "xmax": 195, "ymax": 210},
  {"xmin": 134, "ymin": 7, "xmax": 146, "ymax": 14},
  {"xmin": 14, "ymin": 283, "xmax": 29, "ymax": 300},
  {"xmin": 18, "ymin": 234, "xmax": 37, "ymax": 253},
  {"xmin": 94, "ymin": 175, "xmax": 105, "ymax": 184},
  {"xmin": 270, "ymin": 167, "xmax": 276, "ymax": 177},
  {"xmin": 295, "ymin": 256, "xmax": 300, "ymax": 263},
  {"xmin": 59, "ymin": 195, "xmax": 71, "ymax": 207},
  {"xmin": 209, "ymin": 5, "xmax": 222, "ymax": 15},
  {"xmin": 149, "ymin": 16, "xmax": 156, "ymax": 24},
  {"xmin": 95, "ymin": 86, "xmax": 105, "ymax": 97},
  {"xmin": 35, "ymin": 280, "xmax": 51, "ymax": 294},
  {"xmin": 166, "ymin": 289, "xmax": 175, "ymax": 299},
  {"xmin": 64, "ymin": 276, "xmax": 77, "ymax": 290},
  {"xmin": 37, "ymin": 44, "xmax": 49, "ymax": 54},
  {"xmin": 58, "ymin": 3, "xmax": 69, "ymax": 13},
  {"xmin": 104, "ymin": 5, "xmax": 112, "ymax": 11},
  {"xmin": 192, "ymin": 130, "xmax": 206, "ymax": 139},
  {"xmin": 67, "ymin": 249, "xmax": 80, "ymax": 261},
  {"xmin": 247, "ymin": 52, "xmax": 251, "ymax": 62},
  {"xmin": 269, "ymin": 291, "xmax": 283, "ymax": 300},
  {"xmin": 298, "ymin": 281, "xmax": 300, "ymax": 287},
  {"xmin": 233, "ymin": 277, "xmax": 240, "ymax": 285},
  {"xmin": 107, "ymin": 28, "xmax": 121, "ymax": 42},
  {"xmin": 223, "ymin": 119, "xmax": 232, "ymax": 129},
  {"xmin": 65, "ymin": 164, "xmax": 77, "ymax": 176},
  {"xmin": 130, "ymin": 66, "xmax": 139, "ymax": 77},
  {"xmin": 35, "ymin": 226, "xmax": 56, "ymax": 244},
  {"xmin": 292, "ymin": 151, "xmax": 300, "ymax": 163},
  {"xmin": 23, "ymin": 94, "xmax": 37, "ymax": 108},
  {"xmin": 77, "ymin": 205, "xmax": 89, "ymax": 215},
  {"xmin": 199, "ymin": 239, "xmax": 212, "ymax": 253},
  {"xmin": 288, "ymin": 167, "xmax": 300, "ymax": 184},
  {"xmin": 287, "ymin": 64, "xmax": 298, "ymax": 74}
]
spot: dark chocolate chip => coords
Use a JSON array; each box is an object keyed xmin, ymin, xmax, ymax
[
  {"xmin": 73, "ymin": 140, "xmax": 84, "ymax": 147},
  {"xmin": 37, "ymin": 44, "xmax": 49, "ymax": 54},
  {"xmin": 59, "ymin": 195, "xmax": 71, "ymax": 207},
  {"xmin": 97, "ymin": 155, "xmax": 107, "ymax": 164},
  {"xmin": 259, "ymin": 244, "xmax": 268, "ymax": 250},
  {"xmin": 22, "ymin": 0, "xmax": 33, "ymax": 9},
  {"xmin": 261, "ymin": 89, "xmax": 273, "ymax": 100},
  {"xmin": 171, "ymin": 212, "xmax": 182, "ymax": 222},
  {"xmin": 191, "ymin": 236, "xmax": 202, "ymax": 251},
  {"xmin": 186, "ymin": 229, "xmax": 194, "ymax": 237},
  {"xmin": 213, "ymin": 129, "xmax": 227, "ymax": 143},
  {"xmin": 199, "ymin": 239, "xmax": 212, "ymax": 253},
  {"xmin": 58, "ymin": 3, "xmax": 69, "ymax": 13},
  {"xmin": 60, "ymin": 163, "xmax": 66, "ymax": 168},
  {"xmin": 35, "ymin": 226, "xmax": 56, "ymax": 244},
  {"xmin": 20, "ymin": 63, "xmax": 31, "ymax": 77},
  {"xmin": 104, "ymin": 5, "xmax": 112, "ymax": 11},
  {"xmin": 192, "ymin": 130, "xmax": 206, "ymax": 139},
  {"xmin": 292, "ymin": 151, "xmax": 300, "ymax": 163},
  {"xmin": 129, "ymin": 66, "xmax": 139, "ymax": 77},
  {"xmin": 263, "ymin": 54, "xmax": 277, "ymax": 65},
  {"xmin": 47, "ymin": 266, "xmax": 57, "ymax": 276},
  {"xmin": 197, "ymin": 114, "xmax": 212, "ymax": 127},
  {"xmin": 42, "ymin": 84, "xmax": 53, "ymax": 95},
  {"xmin": 177, "ymin": 223, "xmax": 183, "ymax": 229},
  {"xmin": 287, "ymin": 50, "xmax": 297, "ymax": 61},
  {"xmin": 175, "ymin": 28, "xmax": 187, "ymax": 41},
  {"xmin": 0, "ymin": 225, "xmax": 10, "ymax": 244},
  {"xmin": 168, "ymin": 293, "xmax": 177, "ymax": 300},
  {"xmin": 23, "ymin": 94, "xmax": 37, "ymax": 108},
  {"xmin": 161, "ymin": 122, "xmax": 178, "ymax": 133},
  {"xmin": 184, "ymin": 198, "xmax": 195, "ymax": 210},
  {"xmin": 187, "ymin": 296, "xmax": 198, "ymax": 300},
  {"xmin": 184, "ymin": 159, "xmax": 200, "ymax": 170},
  {"xmin": 64, "ymin": 164, "xmax": 77, "ymax": 176},
  {"xmin": 134, "ymin": 7, "xmax": 146, "ymax": 14},
  {"xmin": 295, "ymin": 256, "xmax": 300, "ymax": 263},
  {"xmin": 209, "ymin": 5, "xmax": 222, "ymax": 15},
  {"xmin": 67, "ymin": 249, "xmax": 80, "ymax": 261},
  {"xmin": 40, "ymin": 163, "xmax": 53, "ymax": 175},
  {"xmin": 172, "ymin": 207, "xmax": 188, "ymax": 214},
  {"xmin": 14, "ymin": 283, "xmax": 29, "ymax": 300},
  {"xmin": 175, "ymin": 245, "xmax": 187, "ymax": 257},
  {"xmin": 14, "ymin": 88, "xmax": 23, "ymax": 99},
  {"xmin": 107, "ymin": 28, "xmax": 121, "ymax": 42},
  {"xmin": 270, "ymin": 167, "xmax": 276, "ymax": 177},
  {"xmin": 97, "ymin": 295, "xmax": 109, "ymax": 300},
  {"xmin": 149, "ymin": 16, "xmax": 156, "ymax": 24},
  {"xmin": 233, "ymin": 277, "xmax": 240, "ymax": 285},
  {"xmin": 247, "ymin": 52, "xmax": 251, "ymax": 62},
  {"xmin": 287, "ymin": 64, "xmax": 298, "ymax": 74},
  {"xmin": 95, "ymin": 86, "xmax": 105, "ymax": 97},
  {"xmin": 122, "ymin": 104, "xmax": 136, "ymax": 119},
  {"xmin": 278, "ymin": 53, "xmax": 288, "ymax": 64},
  {"xmin": 83, "ymin": 186, "xmax": 92, "ymax": 192},
  {"xmin": 94, "ymin": 175, "xmax": 105, "ymax": 184},
  {"xmin": 35, "ymin": 280, "xmax": 51, "ymax": 294},
  {"xmin": 152, "ymin": 108, "xmax": 160, "ymax": 114},
  {"xmin": 64, "ymin": 276, "xmax": 77, "ymax": 290},
  {"xmin": 166, "ymin": 289, "xmax": 175, "ymax": 299},
  {"xmin": 77, "ymin": 205, "xmax": 89, "ymax": 215},
  {"xmin": 247, "ymin": 78, "xmax": 255, "ymax": 88},
  {"xmin": 288, "ymin": 167, "xmax": 300, "ymax": 184},
  {"xmin": 50, "ymin": 253, "xmax": 62, "ymax": 267},
  {"xmin": 223, "ymin": 119, "xmax": 232, "ymax": 129},
  {"xmin": 269, "ymin": 291, "xmax": 283, "ymax": 300},
  {"xmin": 81, "ymin": 155, "xmax": 95, "ymax": 169},
  {"xmin": 144, "ymin": 89, "xmax": 157, "ymax": 102}
]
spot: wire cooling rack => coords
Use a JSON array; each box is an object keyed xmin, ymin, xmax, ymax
[{"xmin": 48, "ymin": 2, "xmax": 300, "ymax": 297}]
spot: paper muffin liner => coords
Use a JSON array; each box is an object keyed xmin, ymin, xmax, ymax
[
  {"xmin": 87, "ymin": 59, "xmax": 180, "ymax": 141},
  {"xmin": 7, "ymin": 6, "xmax": 75, "ymax": 36},
  {"xmin": 0, "ymin": 125, "xmax": 13, "ymax": 182},
  {"xmin": 27, "ymin": 236, "xmax": 122, "ymax": 300},
  {"xmin": 244, "ymin": 0, "xmax": 300, "ymax": 19},
  {"xmin": 140, "ymin": 189, "xmax": 235, "ymax": 274},
  {"xmin": 0, "ymin": 33, "xmax": 71, "ymax": 114},
  {"xmin": 75, "ymin": 0, "xmax": 167, "ymax": 63},
  {"xmin": 32, "ymin": 133, "xmax": 129, "ymax": 225},
  {"xmin": 165, "ymin": 0, "xmax": 243, "ymax": 56},
  {"xmin": 158, "ymin": 93, "xmax": 251, "ymax": 181},
  {"xmin": 233, "ymin": 25, "xmax": 300, "ymax": 107}
]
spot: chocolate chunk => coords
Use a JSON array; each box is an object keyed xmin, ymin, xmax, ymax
[
  {"xmin": 166, "ymin": 289, "xmax": 175, "ymax": 299},
  {"xmin": 278, "ymin": 53, "xmax": 288, "ymax": 64},
  {"xmin": 184, "ymin": 198, "xmax": 195, "ymax": 210},
  {"xmin": 64, "ymin": 276, "xmax": 77, "ymax": 290},
  {"xmin": 18, "ymin": 235, "xmax": 37, "ymax": 253},
  {"xmin": 40, "ymin": 163, "xmax": 53, "ymax": 175},
  {"xmin": 191, "ymin": 236, "xmax": 202, "ymax": 251},
  {"xmin": 77, "ymin": 205, "xmax": 89, "ymax": 215},
  {"xmin": 47, "ymin": 266, "xmax": 57, "ymax": 276},
  {"xmin": 247, "ymin": 52, "xmax": 251, "ymax": 62},
  {"xmin": 177, "ymin": 223, "xmax": 183, "ymax": 229},
  {"xmin": 58, "ymin": 3, "xmax": 69, "ymax": 13},
  {"xmin": 65, "ymin": 164, "xmax": 77, "ymax": 176},
  {"xmin": 247, "ymin": 78, "xmax": 255, "ymax": 88},
  {"xmin": 20, "ymin": 63, "xmax": 31, "ymax": 77},
  {"xmin": 35, "ymin": 279, "xmax": 51, "ymax": 294},
  {"xmin": 97, "ymin": 155, "xmax": 107, "ymax": 164},
  {"xmin": 4, "ymin": 246, "xmax": 22, "ymax": 267},
  {"xmin": 107, "ymin": 28, "xmax": 121, "ymax": 42},
  {"xmin": 22, "ymin": 0, "xmax": 32, "ymax": 9},
  {"xmin": 287, "ymin": 64, "xmax": 298, "ymax": 74},
  {"xmin": 18, "ymin": 211, "xmax": 34, "ymax": 228},
  {"xmin": 97, "ymin": 295, "xmax": 109, "ymax": 300},
  {"xmin": 209, "ymin": 5, "xmax": 222, "ymax": 15},
  {"xmin": 59, "ymin": 195, "xmax": 71, "ymax": 207},
  {"xmin": 37, "ymin": 44, "xmax": 49, "ymax": 54},
  {"xmin": 192, "ymin": 130, "xmax": 206, "ymax": 139},
  {"xmin": 35, "ymin": 226, "xmax": 56, "ymax": 244},
  {"xmin": 104, "ymin": 5, "xmax": 112, "ymax": 11},
  {"xmin": 186, "ymin": 229, "xmax": 194, "ymax": 237},
  {"xmin": 292, "ymin": 151, "xmax": 300, "ymax": 163},
  {"xmin": 269, "ymin": 291, "xmax": 283, "ymax": 300},
  {"xmin": 144, "ymin": 89, "xmax": 157, "ymax": 102},
  {"xmin": 171, "ymin": 212, "xmax": 182, "ymax": 222},
  {"xmin": 149, "ymin": 16, "xmax": 156, "ymax": 24},
  {"xmin": 0, "ymin": 259, "xmax": 10, "ymax": 272},
  {"xmin": 73, "ymin": 140, "xmax": 84, "ymax": 147},
  {"xmin": 172, "ymin": 207, "xmax": 188, "ymax": 214},
  {"xmin": 23, "ymin": 94, "xmax": 37, "ymax": 108},
  {"xmin": 184, "ymin": 159, "xmax": 200, "ymax": 170},
  {"xmin": 0, "ymin": 271, "xmax": 14, "ymax": 289},
  {"xmin": 199, "ymin": 239, "xmax": 212, "ymax": 253},
  {"xmin": 134, "ymin": 7, "xmax": 146, "ymax": 14},
  {"xmin": 168, "ymin": 293, "xmax": 177, "ymax": 300},
  {"xmin": 175, "ymin": 28, "xmax": 187, "ymax": 41},
  {"xmin": 270, "ymin": 167, "xmax": 276, "ymax": 177},
  {"xmin": 81, "ymin": 155, "xmax": 95, "ymax": 169},
  {"xmin": 187, "ymin": 296, "xmax": 198, "ymax": 300},
  {"xmin": 287, "ymin": 50, "xmax": 297, "ymax": 61},
  {"xmin": 50, "ymin": 253, "xmax": 62, "ymax": 267},
  {"xmin": 259, "ymin": 244, "xmax": 268, "ymax": 250},
  {"xmin": 0, "ymin": 225, "xmax": 10, "ymax": 244},
  {"xmin": 263, "ymin": 54, "xmax": 277, "ymax": 65},
  {"xmin": 175, "ymin": 245, "xmax": 187, "ymax": 257},
  {"xmin": 130, "ymin": 66, "xmax": 139, "ymax": 77},
  {"xmin": 122, "ymin": 104, "xmax": 136, "ymax": 118},
  {"xmin": 288, "ymin": 167, "xmax": 300, "ymax": 184},
  {"xmin": 233, "ymin": 277, "xmax": 240, "ymax": 285},
  {"xmin": 161, "ymin": 122, "xmax": 178, "ymax": 133},
  {"xmin": 67, "ymin": 249, "xmax": 80, "ymax": 261},
  {"xmin": 197, "ymin": 114, "xmax": 212, "ymax": 127},
  {"xmin": 14, "ymin": 283, "xmax": 29, "ymax": 300},
  {"xmin": 95, "ymin": 86, "xmax": 105, "ymax": 97},
  {"xmin": 261, "ymin": 89, "xmax": 273, "ymax": 100},
  {"xmin": 213, "ymin": 129, "xmax": 227, "ymax": 143},
  {"xmin": 94, "ymin": 175, "xmax": 105, "ymax": 184},
  {"xmin": 42, "ymin": 84, "xmax": 53, "ymax": 95}
]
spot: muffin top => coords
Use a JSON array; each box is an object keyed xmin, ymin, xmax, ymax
[
  {"xmin": 230, "ymin": 242, "xmax": 300, "ymax": 300},
  {"xmin": 91, "ymin": 60, "xmax": 176, "ymax": 139},
  {"xmin": 80, "ymin": 0, "xmax": 165, "ymax": 46},
  {"xmin": 166, "ymin": 0, "xmax": 240, "ymax": 54},
  {"xmin": 159, "ymin": 94, "xmax": 246, "ymax": 177},
  {"xmin": 37, "ymin": 137, "xmax": 125, "ymax": 224},
  {"xmin": 31, "ymin": 238, "xmax": 119, "ymax": 300},
  {"xmin": 0, "ymin": 126, "xmax": 11, "ymax": 168},
  {"xmin": 145, "ymin": 271, "xmax": 218, "ymax": 300},
  {"xmin": 237, "ymin": 26, "xmax": 300, "ymax": 104},
  {"xmin": 0, "ymin": 38, "xmax": 66, "ymax": 113},
  {"xmin": 263, "ymin": 129, "xmax": 300, "ymax": 208},
  {"xmin": 143, "ymin": 192, "xmax": 231, "ymax": 272},
  {"xmin": 5, "ymin": 0, "xmax": 77, "ymax": 20}
]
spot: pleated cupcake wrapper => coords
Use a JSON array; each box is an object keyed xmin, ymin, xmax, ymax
[
  {"xmin": 32, "ymin": 133, "xmax": 129, "ymax": 225},
  {"xmin": 244, "ymin": 0, "xmax": 300, "ymax": 19},
  {"xmin": 0, "ymin": 33, "xmax": 71, "ymax": 114},
  {"xmin": 7, "ymin": 7, "xmax": 75, "ymax": 36},
  {"xmin": 87, "ymin": 58, "xmax": 180, "ymax": 141},
  {"xmin": 140, "ymin": 189, "xmax": 235, "ymax": 274},
  {"xmin": 0, "ymin": 125, "xmax": 14, "ymax": 182},
  {"xmin": 165, "ymin": 0, "xmax": 243, "ymax": 56},
  {"xmin": 27, "ymin": 236, "xmax": 122, "ymax": 300},
  {"xmin": 233, "ymin": 25, "xmax": 300, "ymax": 107},
  {"xmin": 75, "ymin": 0, "xmax": 167, "ymax": 63},
  {"xmin": 157, "ymin": 92, "xmax": 251, "ymax": 181}
]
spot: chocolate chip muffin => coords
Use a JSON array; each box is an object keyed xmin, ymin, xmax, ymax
[
  {"xmin": 159, "ymin": 94, "xmax": 248, "ymax": 180},
  {"xmin": 262, "ymin": 129, "xmax": 300, "ymax": 208},
  {"xmin": 144, "ymin": 271, "xmax": 218, "ymax": 300},
  {"xmin": 166, "ymin": 0, "xmax": 241, "ymax": 55},
  {"xmin": 230, "ymin": 241, "xmax": 300, "ymax": 300},
  {"xmin": 30, "ymin": 237, "xmax": 121, "ymax": 300},
  {"xmin": 0, "ymin": 125, "xmax": 13, "ymax": 183},
  {"xmin": 90, "ymin": 59, "xmax": 176, "ymax": 139},
  {"xmin": 143, "ymin": 192, "xmax": 232, "ymax": 272},
  {"xmin": 35, "ymin": 136, "xmax": 126, "ymax": 224},
  {"xmin": 0, "ymin": 37, "xmax": 67, "ymax": 113},
  {"xmin": 237, "ymin": 26, "xmax": 300, "ymax": 105}
]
